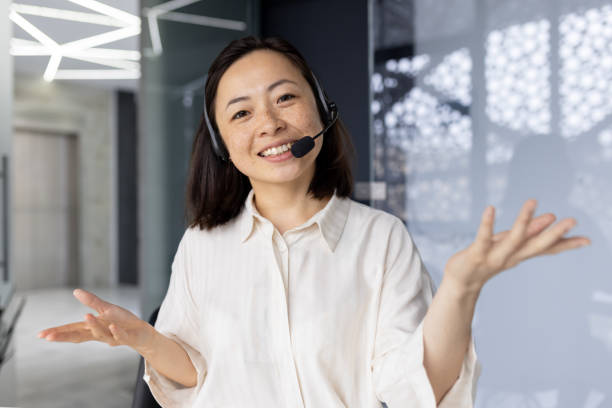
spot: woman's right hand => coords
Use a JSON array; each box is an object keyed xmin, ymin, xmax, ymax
[{"xmin": 38, "ymin": 288, "xmax": 156, "ymax": 355}]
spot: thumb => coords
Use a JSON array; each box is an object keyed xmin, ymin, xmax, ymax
[
  {"xmin": 73, "ymin": 288, "xmax": 111, "ymax": 314},
  {"xmin": 108, "ymin": 323, "xmax": 128, "ymax": 344}
]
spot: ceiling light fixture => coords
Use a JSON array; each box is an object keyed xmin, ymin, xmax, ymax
[
  {"xmin": 66, "ymin": 0, "xmax": 140, "ymax": 26},
  {"xmin": 159, "ymin": 11, "xmax": 247, "ymax": 31},
  {"xmin": 43, "ymin": 53, "xmax": 62, "ymax": 82},
  {"xmin": 10, "ymin": 1, "xmax": 141, "ymax": 82},
  {"xmin": 11, "ymin": 3, "xmax": 127, "ymax": 27},
  {"xmin": 11, "ymin": 38, "xmax": 141, "ymax": 61},
  {"xmin": 61, "ymin": 25, "xmax": 141, "ymax": 53},
  {"xmin": 69, "ymin": 55, "xmax": 140, "ymax": 71},
  {"xmin": 9, "ymin": 10, "xmax": 59, "ymax": 50},
  {"xmin": 54, "ymin": 69, "xmax": 140, "ymax": 80},
  {"xmin": 143, "ymin": 0, "xmax": 246, "ymax": 56}
]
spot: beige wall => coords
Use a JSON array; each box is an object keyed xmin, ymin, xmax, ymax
[{"xmin": 13, "ymin": 75, "xmax": 116, "ymax": 289}]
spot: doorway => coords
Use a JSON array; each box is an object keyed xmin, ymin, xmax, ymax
[{"xmin": 12, "ymin": 128, "xmax": 79, "ymax": 290}]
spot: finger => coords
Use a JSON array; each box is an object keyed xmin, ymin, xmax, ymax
[
  {"xmin": 473, "ymin": 205, "xmax": 495, "ymax": 251},
  {"xmin": 38, "ymin": 321, "xmax": 88, "ymax": 339},
  {"xmin": 45, "ymin": 329, "xmax": 93, "ymax": 343},
  {"xmin": 492, "ymin": 213, "xmax": 556, "ymax": 242},
  {"xmin": 541, "ymin": 236, "xmax": 591, "ymax": 255},
  {"xmin": 73, "ymin": 289, "xmax": 111, "ymax": 314},
  {"xmin": 506, "ymin": 235, "xmax": 590, "ymax": 268},
  {"xmin": 108, "ymin": 323, "xmax": 128, "ymax": 344},
  {"xmin": 85, "ymin": 313, "xmax": 115, "ymax": 344},
  {"xmin": 514, "ymin": 217, "xmax": 579, "ymax": 260},
  {"xmin": 495, "ymin": 199, "xmax": 537, "ymax": 255}
]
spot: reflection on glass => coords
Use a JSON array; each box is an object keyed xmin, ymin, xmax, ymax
[
  {"xmin": 425, "ymin": 48, "xmax": 472, "ymax": 105},
  {"xmin": 372, "ymin": 61, "xmax": 472, "ymax": 224},
  {"xmin": 597, "ymin": 128, "xmax": 612, "ymax": 161},
  {"xmin": 486, "ymin": 20, "xmax": 550, "ymax": 134},
  {"xmin": 559, "ymin": 6, "xmax": 612, "ymax": 138},
  {"xmin": 373, "ymin": 1, "xmax": 612, "ymax": 407}
]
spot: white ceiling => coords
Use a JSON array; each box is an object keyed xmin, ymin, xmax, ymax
[{"xmin": 11, "ymin": 0, "xmax": 140, "ymax": 91}]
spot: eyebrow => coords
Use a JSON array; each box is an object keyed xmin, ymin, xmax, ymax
[{"xmin": 225, "ymin": 79, "xmax": 298, "ymax": 111}]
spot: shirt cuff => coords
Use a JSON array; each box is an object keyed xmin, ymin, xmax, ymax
[
  {"xmin": 377, "ymin": 320, "xmax": 482, "ymax": 408},
  {"xmin": 142, "ymin": 332, "xmax": 208, "ymax": 408},
  {"xmin": 437, "ymin": 331, "xmax": 482, "ymax": 407}
]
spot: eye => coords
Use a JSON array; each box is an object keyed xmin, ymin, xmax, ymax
[
  {"xmin": 278, "ymin": 93, "xmax": 295, "ymax": 103},
  {"xmin": 232, "ymin": 110, "xmax": 248, "ymax": 120},
  {"xmin": 231, "ymin": 94, "xmax": 295, "ymax": 121}
]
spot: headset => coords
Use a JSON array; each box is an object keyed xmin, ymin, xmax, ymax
[{"xmin": 203, "ymin": 70, "xmax": 338, "ymax": 162}]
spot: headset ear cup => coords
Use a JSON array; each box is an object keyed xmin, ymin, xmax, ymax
[
  {"xmin": 211, "ymin": 129, "xmax": 229, "ymax": 162},
  {"xmin": 310, "ymin": 71, "xmax": 333, "ymax": 125},
  {"xmin": 204, "ymin": 99, "xmax": 229, "ymax": 162},
  {"xmin": 322, "ymin": 91, "xmax": 335, "ymax": 124},
  {"xmin": 203, "ymin": 74, "xmax": 230, "ymax": 162},
  {"xmin": 315, "ymin": 100, "xmax": 329, "ymax": 126}
]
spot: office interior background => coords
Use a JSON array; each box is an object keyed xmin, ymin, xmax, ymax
[{"xmin": 0, "ymin": 0, "xmax": 610, "ymax": 407}]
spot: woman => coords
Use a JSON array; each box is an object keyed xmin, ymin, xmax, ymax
[{"xmin": 38, "ymin": 36, "xmax": 590, "ymax": 407}]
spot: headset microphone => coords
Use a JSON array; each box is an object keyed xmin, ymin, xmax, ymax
[{"xmin": 290, "ymin": 102, "xmax": 338, "ymax": 158}]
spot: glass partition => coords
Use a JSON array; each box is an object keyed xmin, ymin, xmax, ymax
[
  {"xmin": 372, "ymin": 0, "xmax": 612, "ymax": 406},
  {"xmin": 139, "ymin": 0, "xmax": 259, "ymax": 316}
]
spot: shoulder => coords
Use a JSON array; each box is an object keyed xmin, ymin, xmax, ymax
[
  {"xmin": 178, "ymin": 214, "xmax": 243, "ymax": 253},
  {"xmin": 345, "ymin": 198, "xmax": 407, "ymax": 235},
  {"xmin": 172, "ymin": 218, "xmax": 243, "ymax": 276},
  {"xmin": 343, "ymin": 199, "xmax": 417, "ymax": 262}
]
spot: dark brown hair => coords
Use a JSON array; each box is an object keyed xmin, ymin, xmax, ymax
[{"xmin": 186, "ymin": 35, "xmax": 355, "ymax": 230}]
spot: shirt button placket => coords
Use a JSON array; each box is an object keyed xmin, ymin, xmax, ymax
[{"xmin": 272, "ymin": 231, "xmax": 304, "ymax": 408}]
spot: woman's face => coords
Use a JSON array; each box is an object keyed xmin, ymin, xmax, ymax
[{"xmin": 213, "ymin": 49, "xmax": 325, "ymax": 190}]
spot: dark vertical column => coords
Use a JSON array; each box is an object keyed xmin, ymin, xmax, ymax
[
  {"xmin": 261, "ymin": 0, "xmax": 371, "ymax": 204},
  {"xmin": 117, "ymin": 91, "xmax": 138, "ymax": 285}
]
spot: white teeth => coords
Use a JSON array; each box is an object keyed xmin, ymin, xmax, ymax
[{"xmin": 260, "ymin": 142, "xmax": 293, "ymax": 157}]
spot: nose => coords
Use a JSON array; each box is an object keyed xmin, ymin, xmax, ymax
[{"xmin": 256, "ymin": 105, "xmax": 285, "ymax": 137}]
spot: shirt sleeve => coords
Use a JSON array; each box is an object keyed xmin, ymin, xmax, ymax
[
  {"xmin": 143, "ymin": 229, "xmax": 208, "ymax": 407},
  {"xmin": 371, "ymin": 219, "xmax": 482, "ymax": 407}
]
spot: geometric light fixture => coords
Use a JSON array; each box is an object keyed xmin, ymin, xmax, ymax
[
  {"xmin": 9, "ymin": 0, "xmax": 141, "ymax": 81},
  {"xmin": 143, "ymin": 0, "xmax": 246, "ymax": 56}
]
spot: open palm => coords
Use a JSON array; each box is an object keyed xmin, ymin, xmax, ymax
[
  {"xmin": 38, "ymin": 289, "xmax": 154, "ymax": 353},
  {"xmin": 444, "ymin": 199, "xmax": 591, "ymax": 292}
]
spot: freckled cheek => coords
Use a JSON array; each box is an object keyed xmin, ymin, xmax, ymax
[
  {"xmin": 224, "ymin": 132, "xmax": 253, "ymax": 157},
  {"xmin": 293, "ymin": 110, "xmax": 323, "ymax": 136}
]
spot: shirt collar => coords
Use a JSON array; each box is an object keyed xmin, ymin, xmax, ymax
[{"xmin": 239, "ymin": 188, "xmax": 350, "ymax": 252}]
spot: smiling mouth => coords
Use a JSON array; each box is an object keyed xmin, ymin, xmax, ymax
[{"xmin": 258, "ymin": 141, "xmax": 295, "ymax": 157}]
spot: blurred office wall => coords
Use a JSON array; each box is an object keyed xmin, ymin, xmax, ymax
[
  {"xmin": 12, "ymin": 76, "xmax": 116, "ymax": 290},
  {"xmin": 372, "ymin": 0, "xmax": 612, "ymax": 406},
  {"xmin": 6, "ymin": 2, "xmax": 141, "ymax": 405},
  {"xmin": 8, "ymin": 0, "xmax": 141, "ymax": 291}
]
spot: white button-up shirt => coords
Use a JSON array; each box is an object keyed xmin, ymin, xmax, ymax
[{"xmin": 143, "ymin": 188, "xmax": 482, "ymax": 407}]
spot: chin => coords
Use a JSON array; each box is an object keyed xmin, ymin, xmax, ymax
[{"xmin": 252, "ymin": 167, "xmax": 313, "ymax": 185}]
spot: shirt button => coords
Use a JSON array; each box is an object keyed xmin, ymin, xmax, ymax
[{"xmin": 274, "ymin": 237, "xmax": 287, "ymax": 251}]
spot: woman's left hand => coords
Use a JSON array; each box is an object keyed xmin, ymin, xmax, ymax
[{"xmin": 443, "ymin": 199, "xmax": 591, "ymax": 294}]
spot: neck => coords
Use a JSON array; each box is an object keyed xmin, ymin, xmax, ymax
[{"xmin": 250, "ymin": 182, "xmax": 331, "ymax": 235}]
